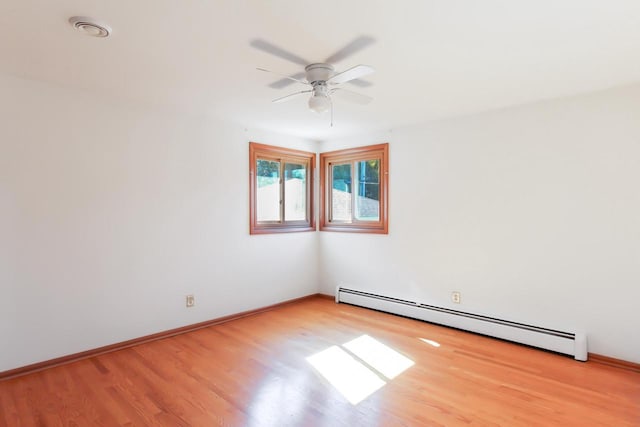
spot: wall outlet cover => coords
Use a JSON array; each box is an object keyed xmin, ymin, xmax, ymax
[
  {"xmin": 451, "ymin": 291, "xmax": 461, "ymax": 304},
  {"xmin": 186, "ymin": 295, "xmax": 195, "ymax": 307}
]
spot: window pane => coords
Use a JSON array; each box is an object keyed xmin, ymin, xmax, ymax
[
  {"xmin": 355, "ymin": 159, "xmax": 380, "ymax": 221},
  {"xmin": 256, "ymin": 159, "xmax": 280, "ymax": 222},
  {"xmin": 284, "ymin": 162, "xmax": 306, "ymax": 221},
  {"xmin": 331, "ymin": 163, "xmax": 352, "ymax": 221}
]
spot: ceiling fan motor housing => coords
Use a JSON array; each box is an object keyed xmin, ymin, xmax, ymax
[{"xmin": 305, "ymin": 63, "xmax": 334, "ymax": 84}]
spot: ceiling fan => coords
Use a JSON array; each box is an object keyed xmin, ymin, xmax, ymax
[{"xmin": 251, "ymin": 36, "xmax": 376, "ymax": 124}]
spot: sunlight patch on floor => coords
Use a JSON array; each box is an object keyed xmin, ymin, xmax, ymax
[
  {"xmin": 306, "ymin": 345, "xmax": 386, "ymax": 404},
  {"xmin": 306, "ymin": 335, "xmax": 414, "ymax": 405},
  {"xmin": 343, "ymin": 335, "xmax": 414, "ymax": 380}
]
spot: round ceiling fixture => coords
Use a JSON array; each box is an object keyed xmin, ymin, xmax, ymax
[
  {"xmin": 308, "ymin": 94, "xmax": 331, "ymax": 114},
  {"xmin": 69, "ymin": 16, "xmax": 111, "ymax": 38},
  {"xmin": 308, "ymin": 83, "xmax": 331, "ymax": 113}
]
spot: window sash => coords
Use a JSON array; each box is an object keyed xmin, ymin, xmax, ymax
[
  {"xmin": 328, "ymin": 158, "xmax": 381, "ymax": 225},
  {"xmin": 255, "ymin": 156, "xmax": 310, "ymax": 225}
]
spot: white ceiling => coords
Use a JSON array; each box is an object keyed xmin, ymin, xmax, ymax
[{"xmin": 2, "ymin": 1, "xmax": 640, "ymax": 140}]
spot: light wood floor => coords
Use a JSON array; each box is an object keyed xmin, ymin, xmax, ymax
[{"xmin": 1, "ymin": 296, "xmax": 638, "ymax": 426}]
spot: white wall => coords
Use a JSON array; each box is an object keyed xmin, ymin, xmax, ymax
[
  {"xmin": 2, "ymin": 73, "xmax": 638, "ymax": 372},
  {"xmin": 0, "ymin": 74, "xmax": 319, "ymax": 372},
  {"xmin": 319, "ymin": 84, "xmax": 640, "ymax": 363}
]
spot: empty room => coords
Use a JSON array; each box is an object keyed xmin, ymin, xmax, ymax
[{"xmin": 1, "ymin": 1, "xmax": 639, "ymax": 426}]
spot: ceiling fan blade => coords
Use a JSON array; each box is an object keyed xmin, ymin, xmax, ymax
[
  {"xmin": 272, "ymin": 90, "xmax": 313, "ymax": 104},
  {"xmin": 327, "ymin": 65, "xmax": 375, "ymax": 85},
  {"xmin": 269, "ymin": 72, "xmax": 307, "ymax": 89},
  {"xmin": 330, "ymin": 88, "xmax": 373, "ymax": 105},
  {"xmin": 347, "ymin": 78, "xmax": 373, "ymax": 88},
  {"xmin": 324, "ymin": 35, "xmax": 375, "ymax": 64},
  {"xmin": 250, "ymin": 39, "xmax": 310, "ymax": 66},
  {"xmin": 257, "ymin": 68, "xmax": 309, "ymax": 86}
]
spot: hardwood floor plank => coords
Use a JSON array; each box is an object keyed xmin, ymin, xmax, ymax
[{"xmin": 1, "ymin": 296, "xmax": 638, "ymax": 426}]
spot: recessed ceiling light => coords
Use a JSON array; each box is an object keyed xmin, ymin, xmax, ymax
[{"xmin": 69, "ymin": 16, "xmax": 111, "ymax": 38}]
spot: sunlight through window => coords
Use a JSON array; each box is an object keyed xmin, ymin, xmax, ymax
[
  {"xmin": 343, "ymin": 335, "xmax": 415, "ymax": 380},
  {"xmin": 419, "ymin": 338, "xmax": 441, "ymax": 347},
  {"xmin": 306, "ymin": 345, "xmax": 386, "ymax": 405}
]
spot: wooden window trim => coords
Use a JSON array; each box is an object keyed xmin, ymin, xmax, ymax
[
  {"xmin": 249, "ymin": 142, "xmax": 316, "ymax": 234},
  {"xmin": 319, "ymin": 143, "xmax": 389, "ymax": 234}
]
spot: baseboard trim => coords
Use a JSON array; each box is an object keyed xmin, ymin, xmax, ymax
[
  {"xmin": 0, "ymin": 293, "xmax": 325, "ymax": 381},
  {"xmin": 316, "ymin": 293, "xmax": 335, "ymax": 301},
  {"xmin": 589, "ymin": 353, "xmax": 640, "ymax": 373}
]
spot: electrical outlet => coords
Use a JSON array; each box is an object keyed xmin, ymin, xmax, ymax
[
  {"xmin": 451, "ymin": 291, "xmax": 461, "ymax": 304},
  {"xmin": 186, "ymin": 294, "xmax": 195, "ymax": 308}
]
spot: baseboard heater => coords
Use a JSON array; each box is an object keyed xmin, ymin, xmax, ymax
[{"xmin": 336, "ymin": 287, "xmax": 587, "ymax": 361}]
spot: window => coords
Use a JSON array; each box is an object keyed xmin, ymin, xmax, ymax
[
  {"xmin": 249, "ymin": 142, "xmax": 315, "ymax": 234},
  {"xmin": 320, "ymin": 143, "xmax": 388, "ymax": 233}
]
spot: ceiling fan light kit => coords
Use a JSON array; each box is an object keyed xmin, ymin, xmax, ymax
[
  {"xmin": 308, "ymin": 77, "xmax": 331, "ymax": 113},
  {"xmin": 252, "ymin": 36, "xmax": 376, "ymax": 124},
  {"xmin": 308, "ymin": 93, "xmax": 331, "ymax": 114}
]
